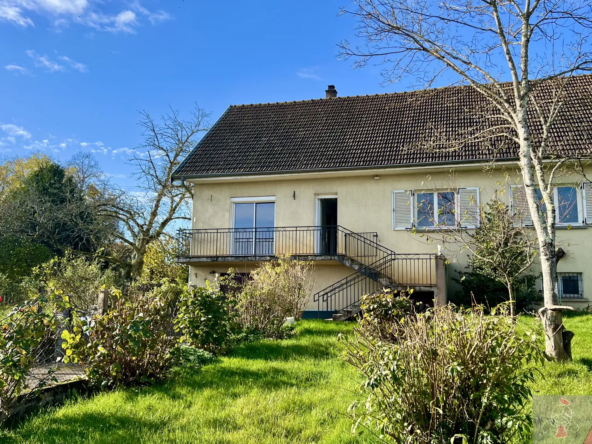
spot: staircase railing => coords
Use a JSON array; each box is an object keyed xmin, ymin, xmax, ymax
[
  {"xmin": 314, "ymin": 256, "xmax": 393, "ymax": 315},
  {"xmin": 314, "ymin": 253, "xmax": 437, "ymax": 317}
]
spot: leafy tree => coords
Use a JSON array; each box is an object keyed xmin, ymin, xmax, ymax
[
  {"xmin": 467, "ymin": 199, "xmax": 537, "ymax": 317},
  {"xmin": 0, "ymin": 162, "xmax": 108, "ymax": 256}
]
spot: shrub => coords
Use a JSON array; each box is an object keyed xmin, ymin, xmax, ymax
[
  {"xmin": 237, "ymin": 256, "xmax": 313, "ymax": 339},
  {"xmin": 175, "ymin": 283, "xmax": 237, "ymax": 354},
  {"xmin": 140, "ymin": 237, "xmax": 188, "ymax": 285},
  {"xmin": 342, "ymin": 305, "xmax": 544, "ymax": 443},
  {"xmin": 37, "ymin": 253, "xmax": 120, "ymax": 310},
  {"xmin": 0, "ymin": 273, "xmax": 40, "ymax": 306},
  {"xmin": 171, "ymin": 346, "xmax": 217, "ymax": 370},
  {"xmin": 62, "ymin": 282, "xmax": 182, "ymax": 388},
  {"xmin": 0, "ymin": 297, "xmax": 60, "ymax": 420},
  {"xmin": 452, "ymin": 270, "xmax": 542, "ymax": 312},
  {"xmin": 358, "ymin": 289, "xmax": 417, "ymax": 342}
]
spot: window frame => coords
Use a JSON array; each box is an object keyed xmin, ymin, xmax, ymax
[
  {"xmin": 553, "ymin": 186, "xmax": 584, "ymax": 227},
  {"xmin": 557, "ymin": 272, "xmax": 584, "ymax": 300},
  {"xmin": 511, "ymin": 185, "xmax": 584, "ymax": 227},
  {"xmin": 414, "ymin": 190, "xmax": 458, "ymax": 230}
]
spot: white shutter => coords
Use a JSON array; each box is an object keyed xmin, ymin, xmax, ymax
[
  {"xmin": 393, "ymin": 190, "xmax": 413, "ymax": 230},
  {"xmin": 583, "ymin": 182, "xmax": 592, "ymax": 225},
  {"xmin": 457, "ymin": 187, "xmax": 480, "ymax": 228},
  {"xmin": 510, "ymin": 185, "xmax": 532, "ymax": 226}
]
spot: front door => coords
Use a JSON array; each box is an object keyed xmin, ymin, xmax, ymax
[
  {"xmin": 233, "ymin": 202, "xmax": 275, "ymax": 255},
  {"xmin": 318, "ymin": 198, "xmax": 338, "ymax": 255}
]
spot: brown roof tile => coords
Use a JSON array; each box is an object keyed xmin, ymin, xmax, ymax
[{"xmin": 173, "ymin": 75, "xmax": 592, "ymax": 178}]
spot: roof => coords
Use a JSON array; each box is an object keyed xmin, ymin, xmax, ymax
[{"xmin": 173, "ymin": 75, "xmax": 592, "ymax": 179}]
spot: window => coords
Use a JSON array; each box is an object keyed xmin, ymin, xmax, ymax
[
  {"xmin": 231, "ymin": 198, "xmax": 275, "ymax": 255},
  {"xmin": 555, "ymin": 187, "xmax": 581, "ymax": 225},
  {"xmin": 392, "ymin": 188, "xmax": 479, "ymax": 230},
  {"xmin": 416, "ymin": 191, "xmax": 456, "ymax": 228},
  {"xmin": 511, "ymin": 185, "xmax": 583, "ymax": 226},
  {"xmin": 558, "ymin": 273, "xmax": 583, "ymax": 299}
]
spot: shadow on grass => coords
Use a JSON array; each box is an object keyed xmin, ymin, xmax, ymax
[
  {"xmin": 230, "ymin": 340, "xmax": 337, "ymax": 361},
  {"xmin": 578, "ymin": 357, "xmax": 592, "ymax": 371}
]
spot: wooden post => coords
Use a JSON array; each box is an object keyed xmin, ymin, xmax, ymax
[
  {"xmin": 434, "ymin": 255, "xmax": 447, "ymax": 307},
  {"xmin": 97, "ymin": 290, "xmax": 110, "ymax": 316}
]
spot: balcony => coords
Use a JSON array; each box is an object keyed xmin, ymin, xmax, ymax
[{"xmin": 177, "ymin": 225, "xmax": 381, "ymax": 262}]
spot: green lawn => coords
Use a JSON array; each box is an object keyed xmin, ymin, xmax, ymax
[
  {"xmin": 1, "ymin": 321, "xmax": 375, "ymax": 444},
  {"xmin": 1, "ymin": 314, "xmax": 592, "ymax": 443}
]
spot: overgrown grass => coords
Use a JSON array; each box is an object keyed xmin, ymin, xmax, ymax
[
  {"xmin": 1, "ymin": 314, "xmax": 591, "ymax": 443},
  {"xmin": 0, "ymin": 320, "xmax": 375, "ymax": 444}
]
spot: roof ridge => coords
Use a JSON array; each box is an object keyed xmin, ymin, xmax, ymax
[{"xmin": 230, "ymin": 73, "xmax": 592, "ymax": 108}]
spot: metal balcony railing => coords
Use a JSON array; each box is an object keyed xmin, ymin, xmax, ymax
[{"xmin": 177, "ymin": 226, "xmax": 379, "ymax": 261}]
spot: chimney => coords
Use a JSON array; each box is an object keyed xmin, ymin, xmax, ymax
[{"xmin": 325, "ymin": 85, "xmax": 337, "ymax": 98}]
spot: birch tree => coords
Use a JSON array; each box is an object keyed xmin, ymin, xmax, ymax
[{"xmin": 339, "ymin": 0, "xmax": 592, "ymax": 360}]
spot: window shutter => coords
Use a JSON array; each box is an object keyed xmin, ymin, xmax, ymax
[
  {"xmin": 393, "ymin": 190, "xmax": 413, "ymax": 230},
  {"xmin": 510, "ymin": 185, "xmax": 532, "ymax": 226},
  {"xmin": 457, "ymin": 187, "xmax": 480, "ymax": 228},
  {"xmin": 583, "ymin": 182, "xmax": 592, "ymax": 225}
]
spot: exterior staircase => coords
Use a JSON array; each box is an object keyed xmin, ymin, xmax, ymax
[{"xmin": 314, "ymin": 229, "xmax": 399, "ymax": 321}]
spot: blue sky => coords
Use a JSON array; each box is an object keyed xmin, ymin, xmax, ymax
[{"xmin": 0, "ymin": 0, "xmax": 426, "ymax": 190}]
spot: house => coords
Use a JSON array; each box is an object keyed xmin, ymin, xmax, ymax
[{"xmin": 173, "ymin": 78, "xmax": 592, "ymax": 318}]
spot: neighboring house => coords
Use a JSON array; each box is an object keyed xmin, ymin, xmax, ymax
[{"xmin": 173, "ymin": 78, "xmax": 592, "ymax": 318}]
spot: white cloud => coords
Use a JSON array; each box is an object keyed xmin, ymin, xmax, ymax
[
  {"xmin": 0, "ymin": 4, "xmax": 33, "ymax": 26},
  {"xmin": 111, "ymin": 147, "xmax": 135, "ymax": 155},
  {"xmin": 297, "ymin": 67, "xmax": 323, "ymax": 81},
  {"xmin": 1, "ymin": 123, "xmax": 31, "ymax": 139},
  {"xmin": 130, "ymin": 1, "xmax": 170, "ymax": 24},
  {"xmin": 0, "ymin": 0, "xmax": 169, "ymax": 33},
  {"xmin": 4, "ymin": 64, "xmax": 29, "ymax": 74},
  {"xmin": 58, "ymin": 55, "xmax": 87, "ymax": 72},
  {"xmin": 24, "ymin": 50, "xmax": 87, "ymax": 73},
  {"xmin": 26, "ymin": 49, "xmax": 65, "ymax": 71}
]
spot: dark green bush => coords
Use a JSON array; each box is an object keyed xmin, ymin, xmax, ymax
[
  {"xmin": 342, "ymin": 304, "xmax": 544, "ymax": 443},
  {"xmin": 452, "ymin": 270, "xmax": 542, "ymax": 312},
  {"xmin": 171, "ymin": 345, "xmax": 217, "ymax": 370},
  {"xmin": 174, "ymin": 283, "xmax": 237, "ymax": 355},
  {"xmin": 358, "ymin": 289, "xmax": 417, "ymax": 342}
]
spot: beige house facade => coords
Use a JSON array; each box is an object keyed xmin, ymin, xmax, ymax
[{"xmin": 173, "ymin": 79, "xmax": 592, "ymax": 317}]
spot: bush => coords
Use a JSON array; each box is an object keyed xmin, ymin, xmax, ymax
[
  {"xmin": 0, "ymin": 297, "xmax": 60, "ymax": 420},
  {"xmin": 452, "ymin": 270, "xmax": 542, "ymax": 312},
  {"xmin": 358, "ymin": 289, "xmax": 417, "ymax": 342},
  {"xmin": 0, "ymin": 272, "xmax": 40, "ymax": 306},
  {"xmin": 175, "ymin": 283, "xmax": 237, "ymax": 355},
  {"xmin": 171, "ymin": 346, "xmax": 217, "ymax": 370},
  {"xmin": 342, "ymin": 305, "xmax": 544, "ymax": 443},
  {"xmin": 140, "ymin": 237, "xmax": 188, "ymax": 284},
  {"xmin": 37, "ymin": 253, "xmax": 120, "ymax": 310},
  {"xmin": 237, "ymin": 256, "xmax": 313, "ymax": 339},
  {"xmin": 62, "ymin": 282, "xmax": 182, "ymax": 388}
]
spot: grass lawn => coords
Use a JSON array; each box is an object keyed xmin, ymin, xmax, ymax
[
  {"xmin": 1, "ymin": 314, "xmax": 592, "ymax": 443},
  {"xmin": 1, "ymin": 320, "xmax": 375, "ymax": 444}
]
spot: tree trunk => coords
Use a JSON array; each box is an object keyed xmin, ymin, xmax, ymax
[
  {"xmin": 516, "ymin": 116, "xmax": 567, "ymax": 360},
  {"xmin": 507, "ymin": 282, "xmax": 516, "ymax": 320},
  {"xmin": 539, "ymin": 307, "xmax": 573, "ymax": 361},
  {"xmin": 131, "ymin": 243, "xmax": 147, "ymax": 278}
]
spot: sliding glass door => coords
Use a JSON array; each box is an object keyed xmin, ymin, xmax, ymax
[{"xmin": 233, "ymin": 202, "xmax": 275, "ymax": 255}]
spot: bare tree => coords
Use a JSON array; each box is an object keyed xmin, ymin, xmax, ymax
[
  {"xmin": 340, "ymin": 0, "xmax": 592, "ymax": 360},
  {"xmin": 100, "ymin": 106, "xmax": 209, "ymax": 277},
  {"xmin": 67, "ymin": 152, "xmax": 104, "ymax": 191}
]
